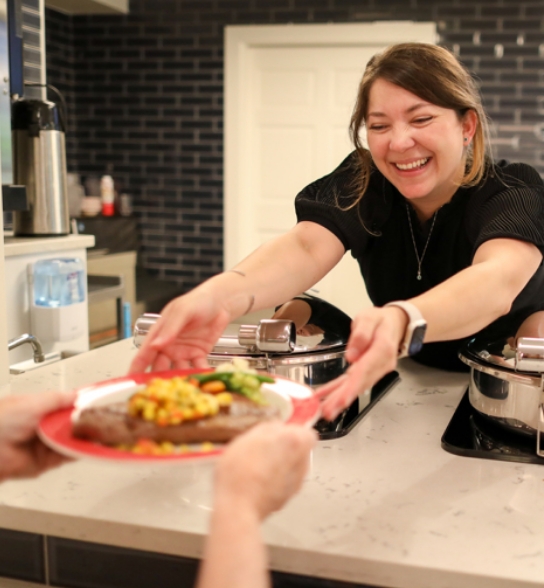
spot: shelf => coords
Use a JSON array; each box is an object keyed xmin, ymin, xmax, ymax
[
  {"xmin": 45, "ymin": 0, "xmax": 128, "ymax": 15},
  {"xmin": 87, "ymin": 274, "xmax": 125, "ymax": 304}
]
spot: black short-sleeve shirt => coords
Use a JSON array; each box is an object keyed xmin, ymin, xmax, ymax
[{"xmin": 295, "ymin": 152, "xmax": 544, "ymax": 371}]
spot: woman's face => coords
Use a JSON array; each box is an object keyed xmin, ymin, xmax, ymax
[{"xmin": 365, "ymin": 78, "xmax": 475, "ymax": 214}]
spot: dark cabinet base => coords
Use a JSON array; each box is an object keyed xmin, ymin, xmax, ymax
[{"xmin": 0, "ymin": 528, "xmax": 377, "ymax": 588}]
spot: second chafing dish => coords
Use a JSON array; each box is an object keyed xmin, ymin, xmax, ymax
[{"xmin": 459, "ymin": 336, "xmax": 544, "ymax": 456}]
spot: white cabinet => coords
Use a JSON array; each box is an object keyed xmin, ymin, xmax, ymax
[{"xmin": 44, "ymin": 0, "xmax": 128, "ymax": 14}]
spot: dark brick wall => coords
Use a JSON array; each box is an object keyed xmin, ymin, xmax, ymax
[{"xmin": 45, "ymin": 0, "xmax": 544, "ymax": 292}]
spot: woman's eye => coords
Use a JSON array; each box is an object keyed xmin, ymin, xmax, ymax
[
  {"xmin": 369, "ymin": 124, "xmax": 387, "ymax": 131},
  {"xmin": 414, "ymin": 116, "xmax": 433, "ymax": 124}
]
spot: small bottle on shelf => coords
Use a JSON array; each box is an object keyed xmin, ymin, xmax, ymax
[{"xmin": 100, "ymin": 174, "xmax": 115, "ymax": 216}]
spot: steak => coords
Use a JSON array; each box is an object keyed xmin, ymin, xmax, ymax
[{"xmin": 73, "ymin": 395, "xmax": 281, "ymax": 446}]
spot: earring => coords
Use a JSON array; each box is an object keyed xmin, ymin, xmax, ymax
[{"xmin": 464, "ymin": 137, "xmax": 468, "ymax": 142}]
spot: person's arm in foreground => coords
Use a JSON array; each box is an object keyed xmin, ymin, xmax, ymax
[
  {"xmin": 129, "ymin": 221, "xmax": 344, "ymax": 374},
  {"xmin": 319, "ymin": 237, "xmax": 543, "ymax": 419},
  {"xmin": 196, "ymin": 422, "xmax": 317, "ymax": 588},
  {"xmin": 0, "ymin": 390, "xmax": 76, "ymax": 482}
]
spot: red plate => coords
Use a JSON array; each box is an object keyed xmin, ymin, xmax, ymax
[{"xmin": 38, "ymin": 369, "xmax": 321, "ymax": 463}]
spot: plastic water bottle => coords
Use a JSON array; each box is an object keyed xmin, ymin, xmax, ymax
[{"xmin": 33, "ymin": 258, "xmax": 85, "ymax": 307}]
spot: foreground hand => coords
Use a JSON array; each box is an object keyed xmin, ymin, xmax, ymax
[
  {"xmin": 129, "ymin": 288, "xmax": 234, "ymax": 373},
  {"xmin": 0, "ymin": 390, "xmax": 76, "ymax": 482},
  {"xmin": 214, "ymin": 422, "xmax": 317, "ymax": 521},
  {"xmin": 317, "ymin": 306, "xmax": 407, "ymax": 421}
]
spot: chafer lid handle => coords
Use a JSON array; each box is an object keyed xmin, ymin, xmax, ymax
[
  {"xmin": 238, "ymin": 319, "xmax": 296, "ymax": 353},
  {"xmin": 515, "ymin": 337, "xmax": 544, "ymax": 372},
  {"xmin": 238, "ymin": 324, "xmax": 259, "ymax": 349}
]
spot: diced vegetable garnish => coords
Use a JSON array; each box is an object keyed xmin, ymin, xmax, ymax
[
  {"xmin": 128, "ymin": 376, "xmax": 232, "ymax": 425},
  {"xmin": 191, "ymin": 370, "xmax": 274, "ymax": 404}
]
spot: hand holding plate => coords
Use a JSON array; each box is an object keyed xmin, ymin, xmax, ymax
[
  {"xmin": 214, "ymin": 421, "xmax": 317, "ymax": 521},
  {"xmin": 0, "ymin": 390, "xmax": 76, "ymax": 481}
]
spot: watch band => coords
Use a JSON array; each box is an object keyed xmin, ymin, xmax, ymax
[{"xmin": 384, "ymin": 300, "xmax": 427, "ymax": 358}]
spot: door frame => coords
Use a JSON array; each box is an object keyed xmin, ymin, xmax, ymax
[{"xmin": 224, "ymin": 21, "xmax": 437, "ymax": 270}]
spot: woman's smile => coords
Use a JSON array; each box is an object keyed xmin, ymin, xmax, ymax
[{"xmin": 391, "ymin": 157, "xmax": 431, "ymax": 172}]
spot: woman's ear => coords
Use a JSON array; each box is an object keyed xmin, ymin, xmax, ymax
[{"xmin": 462, "ymin": 109, "xmax": 478, "ymax": 143}]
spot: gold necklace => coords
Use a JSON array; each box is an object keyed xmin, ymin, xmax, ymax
[{"xmin": 405, "ymin": 202, "xmax": 438, "ymax": 281}]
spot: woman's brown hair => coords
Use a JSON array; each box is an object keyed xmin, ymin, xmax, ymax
[{"xmin": 348, "ymin": 42, "xmax": 493, "ymax": 205}]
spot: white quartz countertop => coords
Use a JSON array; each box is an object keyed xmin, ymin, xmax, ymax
[
  {"xmin": 1, "ymin": 339, "xmax": 543, "ymax": 588},
  {"xmin": 3, "ymin": 233, "xmax": 95, "ymax": 257}
]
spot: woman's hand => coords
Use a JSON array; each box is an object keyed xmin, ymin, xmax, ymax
[
  {"xmin": 129, "ymin": 286, "xmax": 244, "ymax": 373},
  {"xmin": 317, "ymin": 306, "xmax": 408, "ymax": 420},
  {"xmin": 0, "ymin": 390, "xmax": 76, "ymax": 482}
]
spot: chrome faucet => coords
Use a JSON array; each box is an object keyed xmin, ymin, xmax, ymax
[{"xmin": 8, "ymin": 333, "xmax": 45, "ymax": 363}]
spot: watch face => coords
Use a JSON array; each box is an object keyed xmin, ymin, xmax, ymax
[{"xmin": 408, "ymin": 324, "xmax": 427, "ymax": 356}]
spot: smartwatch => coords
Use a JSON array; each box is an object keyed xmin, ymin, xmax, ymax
[{"xmin": 384, "ymin": 301, "xmax": 427, "ymax": 358}]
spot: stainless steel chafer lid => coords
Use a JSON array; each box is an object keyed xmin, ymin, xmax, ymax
[
  {"xmin": 133, "ymin": 314, "xmax": 349, "ymax": 356},
  {"xmin": 213, "ymin": 320, "xmax": 346, "ymax": 356},
  {"xmin": 459, "ymin": 336, "xmax": 544, "ymax": 382}
]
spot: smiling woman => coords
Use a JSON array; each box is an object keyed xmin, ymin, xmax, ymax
[{"xmin": 129, "ymin": 42, "xmax": 544, "ymax": 424}]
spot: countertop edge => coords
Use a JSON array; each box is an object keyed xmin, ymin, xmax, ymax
[
  {"xmin": 0, "ymin": 505, "xmax": 206, "ymax": 560},
  {"xmin": 4, "ymin": 235, "xmax": 96, "ymax": 257},
  {"xmin": 266, "ymin": 543, "xmax": 538, "ymax": 588}
]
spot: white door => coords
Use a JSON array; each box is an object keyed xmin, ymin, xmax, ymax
[{"xmin": 224, "ymin": 22, "xmax": 437, "ymax": 318}]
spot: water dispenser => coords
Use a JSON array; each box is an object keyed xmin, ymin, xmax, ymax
[{"xmin": 28, "ymin": 257, "xmax": 87, "ymax": 342}]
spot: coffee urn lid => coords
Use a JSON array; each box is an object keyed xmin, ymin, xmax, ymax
[{"xmin": 11, "ymin": 98, "xmax": 64, "ymax": 134}]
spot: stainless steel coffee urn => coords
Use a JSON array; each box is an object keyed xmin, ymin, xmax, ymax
[{"xmin": 11, "ymin": 97, "xmax": 69, "ymax": 236}]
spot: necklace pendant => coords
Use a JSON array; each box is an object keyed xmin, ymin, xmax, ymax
[{"xmin": 406, "ymin": 202, "xmax": 438, "ymax": 286}]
